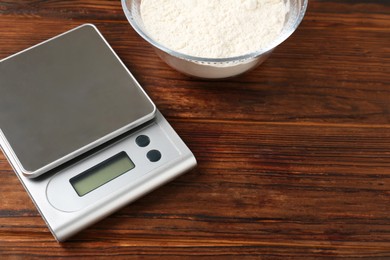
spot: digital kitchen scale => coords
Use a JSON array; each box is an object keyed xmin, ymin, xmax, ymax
[{"xmin": 0, "ymin": 24, "xmax": 196, "ymax": 242}]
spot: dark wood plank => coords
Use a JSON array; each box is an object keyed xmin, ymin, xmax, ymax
[{"xmin": 0, "ymin": 0, "xmax": 389, "ymax": 258}]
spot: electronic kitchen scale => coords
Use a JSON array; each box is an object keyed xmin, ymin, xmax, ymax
[{"xmin": 0, "ymin": 24, "xmax": 196, "ymax": 242}]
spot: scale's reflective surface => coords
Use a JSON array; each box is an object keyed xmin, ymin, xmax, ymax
[{"xmin": 0, "ymin": 24, "xmax": 196, "ymax": 242}]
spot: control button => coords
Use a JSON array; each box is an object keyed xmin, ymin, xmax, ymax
[
  {"xmin": 136, "ymin": 135, "xmax": 150, "ymax": 147},
  {"xmin": 147, "ymin": 150, "xmax": 162, "ymax": 162}
]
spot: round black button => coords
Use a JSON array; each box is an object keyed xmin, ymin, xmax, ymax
[
  {"xmin": 136, "ymin": 135, "xmax": 150, "ymax": 147},
  {"xmin": 147, "ymin": 150, "xmax": 162, "ymax": 162}
]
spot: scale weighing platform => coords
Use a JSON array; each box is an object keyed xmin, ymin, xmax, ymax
[{"xmin": 0, "ymin": 24, "xmax": 196, "ymax": 242}]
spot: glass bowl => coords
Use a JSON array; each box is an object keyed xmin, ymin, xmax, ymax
[{"xmin": 121, "ymin": 0, "xmax": 308, "ymax": 79}]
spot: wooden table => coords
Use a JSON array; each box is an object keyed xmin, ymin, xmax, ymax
[{"xmin": 1, "ymin": 0, "xmax": 389, "ymax": 258}]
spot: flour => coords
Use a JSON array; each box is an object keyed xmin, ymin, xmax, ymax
[{"xmin": 140, "ymin": 0, "xmax": 289, "ymax": 58}]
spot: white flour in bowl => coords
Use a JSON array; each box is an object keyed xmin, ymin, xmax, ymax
[{"xmin": 140, "ymin": 0, "xmax": 289, "ymax": 59}]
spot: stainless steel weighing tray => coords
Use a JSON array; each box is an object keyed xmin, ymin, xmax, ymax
[{"xmin": 0, "ymin": 24, "xmax": 156, "ymax": 178}]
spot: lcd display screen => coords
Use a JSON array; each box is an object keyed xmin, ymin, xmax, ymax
[{"xmin": 70, "ymin": 152, "xmax": 135, "ymax": 196}]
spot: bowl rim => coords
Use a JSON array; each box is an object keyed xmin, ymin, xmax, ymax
[{"xmin": 121, "ymin": 0, "xmax": 308, "ymax": 63}]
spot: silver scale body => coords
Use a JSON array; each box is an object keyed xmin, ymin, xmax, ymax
[{"xmin": 0, "ymin": 24, "xmax": 196, "ymax": 242}]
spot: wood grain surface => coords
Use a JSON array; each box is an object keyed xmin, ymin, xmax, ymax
[{"xmin": 0, "ymin": 0, "xmax": 389, "ymax": 258}]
